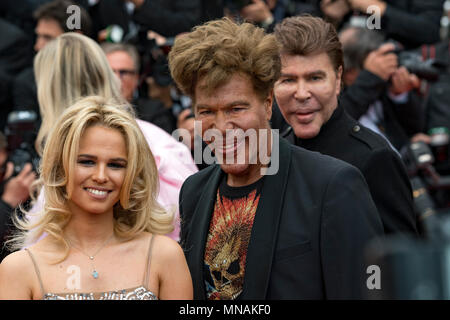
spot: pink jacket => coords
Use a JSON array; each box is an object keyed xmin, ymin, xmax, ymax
[{"xmin": 135, "ymin": 119, "xmax": 198, "ymax": 240}]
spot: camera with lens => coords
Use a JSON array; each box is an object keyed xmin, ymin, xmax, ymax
[
  {"xmin": 387, "ymin": 40, "xmax": 447, "ymax": 82},
  {"xmin": 398, "ymin": 51, "xmax": 446, "ymax": 82},
  {"xmin": 401, "ymin": 139, "xmax": 450, "ymax": 217},
  {"xmin": 4, "ymin": 110, "xmax": 40, "ymax": 178},
  {"xmin": 130, "ymin": 29, "xmax": 174, "ymax": 89},
  {"xmin": 363, "ymin": 140, "xmax": 450, "ymax": 299},
  {"xmin": 131, "ymin": 29, "xmax": 192, "ymax": 116},
  {"xmin": 428, "ymin": 127, "xmax": 450, "ymax": 175}
]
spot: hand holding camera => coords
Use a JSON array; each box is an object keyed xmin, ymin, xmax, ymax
[
  {"xmin": 1, "ymin": 162, "xmax": 36, "ymax": 208},
  {"xmin": 363, "ymin": 42, "xmax": 398, "ymax": 81},
  {"xmin": 389, "ymin": 66, "xmax": 421, "ymax": 96}
]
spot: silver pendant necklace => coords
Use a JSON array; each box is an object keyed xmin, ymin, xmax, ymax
[{"xmin": 67, "ymin": 233, "xmax": 114, "ymax": 279}]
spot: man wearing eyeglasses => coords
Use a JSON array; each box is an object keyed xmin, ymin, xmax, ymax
[
  {"xmin": 102, "ymin": 42, "xmax": 198, "ymax": 242},
  {"xmin": 102, "ymin": 42, "xmax": 179, "ymax": 134},
  {"xmin": 104, "ymin": 44, "xmax": 139, "ymax": 103}
]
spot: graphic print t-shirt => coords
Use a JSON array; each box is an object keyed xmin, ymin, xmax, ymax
[{"xmin": 204, "ymin": 176, "xmax": 264, "ymax": 300}]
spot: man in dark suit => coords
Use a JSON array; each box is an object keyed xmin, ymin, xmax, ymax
[
  {"xmin": 169, "ymin": 17, "xmax": 384, "ymax": 300},
  {"xmin": 273, "ymin": 15, "xmax": 418, "ymax": 235},
  {"xmin": 12, "ymin": 0, "xmax": 92, "ymax": 120},
  {"xmin": 0, "ymin": 18, "xmax": 34, "ymax": 131}
]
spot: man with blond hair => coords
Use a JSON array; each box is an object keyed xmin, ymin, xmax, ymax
[{"xmin": 169, "ymin": 17, "xmax": 384, "ymax": 300}]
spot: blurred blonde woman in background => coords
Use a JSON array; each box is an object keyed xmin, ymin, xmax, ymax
[
  {"xmin": 0, "ymin": 96, "xmax": 193, "ymax": 299},
  {"xmin": 32, "ymin": 32, "xmax": 197, "ymax": 241}
]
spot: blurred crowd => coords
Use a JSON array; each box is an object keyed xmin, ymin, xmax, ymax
[{"xmin": 0, "ymin": 0, "xmax": 450, "ymax": 260}]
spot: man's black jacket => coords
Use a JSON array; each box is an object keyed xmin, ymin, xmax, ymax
[
  {"xmin": 0, "ymin": 199, "xmax": 13, "ymax": 262},
  {"xmin": 381, "ymin": 0, "xmax": 443, "ymax": 49},
  {"xmin": 180, "ymin": 137, "xmax": 384, "ymax": 299},
  {"xmin": 284, "ymin": 105, "xmax": 418, "ymax": 235}
]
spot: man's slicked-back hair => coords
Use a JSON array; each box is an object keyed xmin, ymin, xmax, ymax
[
  {"xmin": 274, "ymin": 15, "xmax": 344, "ymax": 72},
  {"xmin": 168, "ymin": 17, "xmax": 281, "ymax": 102}
]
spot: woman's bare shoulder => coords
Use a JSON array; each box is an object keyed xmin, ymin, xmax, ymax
[
  {"xmin": 1, "ymin": 238, "xmax": 62, "ymax": 272},
  {"xmin": 150, "ymin": 234, "xmax": 184, "ymax": 262},
  {"xmin": 0, "ymin": 249, "xmax": 36, "ymax": 299},
  {"xmin": 0, "ymin": 249, "xmax": 32, "ymax": 269},
  {"xmin": 148, "ymin": 234, "xmax": 193, "ymax": 299}
]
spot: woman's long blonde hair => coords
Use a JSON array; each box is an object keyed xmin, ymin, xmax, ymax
[
  {"xmin": 9, "ymin": 96, "xmax": 174, "ymax": 258},
  {"xmin": 8, "ymin": 33, "xmax": 174, "ymax": 259},
  {"xmin": 34, "ymin": 32, "xmax": 125, "ymax": 155}
]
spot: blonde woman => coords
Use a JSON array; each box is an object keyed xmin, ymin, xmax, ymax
[
  {"xmin": 33, "ymin": 32, "xmax": 197, "ymax": 241},
  {"xmin": 0, "ymin": 96, "xmax": 193, "ymax": 300}
]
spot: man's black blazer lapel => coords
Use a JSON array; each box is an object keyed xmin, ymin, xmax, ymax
[
  {"xmin": 185, "ymin": 166, "xmax": 223, "ymax": 299},
  {"xmin": 241, "ymin": 138, "xmax": 292, "ymax": 299}
]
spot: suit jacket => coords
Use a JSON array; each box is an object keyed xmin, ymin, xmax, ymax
[
  {"xmin": 284, "ymin": 105, "xmax": 418, "ymax": 235},
  {"xmin": 419, "ymin": 40, "xmax": 450, "ymax": 132},
  {"xmin": 0, "ymin": 70, "xmax": 12, "ymax": 132},
  {"xmin": 0, "ymin": 18, "xmax": 33, "ymax": 130},
  {"xmin": 12, "ymin": 67, "xmax": 40, "ymax": 118},
  {"xmin": 180, "ymin": 137, "xmax": 384, "ymax": 299},
  {"xmin": 0, "ymin": 199, "xmax": 13, "ymax": 262},
  {"xmin": 0, "ymin": 18, "xmax": 33, "ymax": 77},
  {"xmin": 382, "ymin": 0, "xmax": 443, "ymax": 49}
]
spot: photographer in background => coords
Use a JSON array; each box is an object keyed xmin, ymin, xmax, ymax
[
  {"xmin": 339, "ymin": 26, "xmax": 425, "ymax": 151},
  {"xmin": 0, "ymin": 132, "xmax": 36, "ymax": 262}
]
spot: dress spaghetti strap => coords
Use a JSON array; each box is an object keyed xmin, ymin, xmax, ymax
[
  {"xmin": 142, "ymin": 234, "xmax": 155, "ymax": 288},
  {"xmin": 24, "ymin": 248, "xmax": 46, "ymax": 297}
]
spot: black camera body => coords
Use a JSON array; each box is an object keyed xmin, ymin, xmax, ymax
[
  {"xmin": 365, "ymin": 140, "xmax": 450, "ymax": 299},
  {"xmin": 398, "ymin": 51, "xmax": 446, "ymax": 82},
  {"xmin": 387, "ymin": 40, "xmax": 447, "ymax": 82},
  {"xmin": 4, "ymin": 110, "xmax": 40, "ymax": 177},
  {"xmin": 401, "ymin": 140, "xmax": 450, "ymax": 215},
  {"xmin": 132, "ymin": 29, "xmax": 174, "ymax": 88}
]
